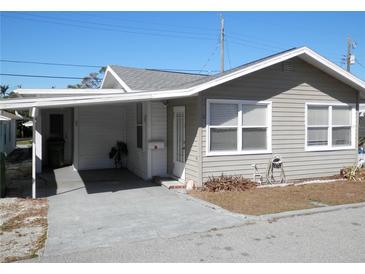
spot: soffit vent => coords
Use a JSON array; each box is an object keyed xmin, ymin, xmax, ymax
[{"xmin": 282, "ymin": 61, "xmax": 294, "ymax": 72}]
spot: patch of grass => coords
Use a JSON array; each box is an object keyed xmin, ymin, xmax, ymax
[
  {"xmin": 1, "ymin": 209, "xmax": 47, "ymax": 232},
  {"xmin": 190, "ymin": 181, "xmax": 365, "ymax": 216},
  {"xmin": 0, "ymin": 198, "xmax": 48, "ymax": 263},
  {"xmin": 3, "ymin": 253, "xmax": 38, "ymax": 263}
]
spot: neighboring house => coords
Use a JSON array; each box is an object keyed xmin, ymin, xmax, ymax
[
  {"xmin": 359, "ymin": 104, "xmax": 365, "ymax": 141},
  {"xmin": 1, "ymin": 47, "xmax": 365, "ymax": 198},
  {"xmin": 0, "ymin": 110, "xmax": 18, "ymax": 154}
]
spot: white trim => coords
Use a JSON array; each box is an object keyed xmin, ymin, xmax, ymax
[
  {"xmin": 146, "ymin": 102, "xmax": 152, "ymax": 179},
  {"xmin": 136, "ymin": 102, "xmax": 144, "ymax": 150},
  {"xmin": 0, "ymin": 115, "xmax": 11, "ymax": 121},
  {"xmin": 0, "ymin": 110, "xmax": 21, "ymax": 120},
  {"xmin": 100, "ymin": 67, "xmax": 110, "ymax": 88},
  {"xmin": 14, "ymin": 88, "xmax": 124, "ymax": 96},
  {"xmin": 31, "ymin": 107, "xmax": 38, "ymax": 199},
  {"xmin": 206, "ymin": 99, "xmax": 272, "ymax": 156},
  {"xmin": 72, "ymin": 107, "xmax": 79, "ymax": 171},
  {"xmin": 105, "ymin": 66, "xmax": 133, "ymax": 92},
  {"xmin": 304, "ymin": 102, "xmax": 356, "ymax": 152},
  {"xmin": 3, "ymin": 47, "xmax": 365, "ymax": 110},
  {"xmin": 172, "ymin": 106, "xmax": 186, "ymax": 181}
]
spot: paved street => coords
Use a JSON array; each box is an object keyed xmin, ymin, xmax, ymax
[{"xmin": 31, "ymin": 205, "xmax": 365, "ymax": 262}]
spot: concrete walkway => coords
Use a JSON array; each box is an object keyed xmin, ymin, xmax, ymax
[{"xmin": 40, "ymin": 167, "xmax": 245, "ymax": 257}]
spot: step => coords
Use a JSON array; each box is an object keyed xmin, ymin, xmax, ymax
[{"xmin": 155, "ymin": 177, "xmax": 186, "ymax": 189}]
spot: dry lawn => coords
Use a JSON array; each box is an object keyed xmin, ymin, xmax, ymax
[
  {"xmin": 190, "ymin": 181, "xmax": 365, "ymax": 216},
  {"xmin": 0, "ymin": 198, "xmax": 48, "ymax": 263}
]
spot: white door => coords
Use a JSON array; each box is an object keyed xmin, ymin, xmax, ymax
[{"xmin": 173, "ymin": 106, "xmax": 186, "ymax": 181}]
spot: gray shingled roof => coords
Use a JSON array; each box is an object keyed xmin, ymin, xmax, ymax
[
  {"xmin": 109, "ymin": 48, "xmax": 297, "ymax": 92},
  {"xmin": 109, "ymin": 65, "xmax": 208, "ymax": 91}
]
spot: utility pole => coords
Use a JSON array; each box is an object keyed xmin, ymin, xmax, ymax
[
  {"xmin": 220, "ymin": 14, "xmax": 225, "ymax": 73},
  {"xmin": 347, "ymin": 35, "xmax": 352, "ymax": 72}
]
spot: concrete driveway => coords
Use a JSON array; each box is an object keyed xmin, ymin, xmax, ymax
[{"xmin": 40, "ymin": 167, "xmax": 244, "ymax": 257}]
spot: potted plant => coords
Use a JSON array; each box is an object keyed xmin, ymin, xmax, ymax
[{"xmin": 109, "ymin": 141, "xmax": 128, "ymax": 168}]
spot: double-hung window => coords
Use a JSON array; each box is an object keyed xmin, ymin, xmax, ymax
[
  {"xmin": 207, "ymin": 99, "xmax": 272, "ymax": 155},
  {"xmin": 305, "ymin": 103, "xmax": 355, "ymax": 151}
]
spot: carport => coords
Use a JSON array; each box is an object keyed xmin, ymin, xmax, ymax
[{"xmin": 16, "ymin": 98, "xmax": 169, "ymax": 198}]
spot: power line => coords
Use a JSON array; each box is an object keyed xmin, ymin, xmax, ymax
[
  {"xmin": 199, "ymin": 35, "xmax": 221, "ymax": 74},
  {"xmin": 226, "ymin": 33, "xmax": 285, "ymax": 51},
  {"xmin": 357, "ymin": 60, "xmax": 365, "ymax": 70},
  {"xmin": 0, "ymin": 59, "xmax": 103, "ymax": 68},
  {"xmin": 12, "ymin": 12, "xmax": 216, "ymax": 38},
  {"xmin": 79, "ymin": 12, "xmax": 220, "ymax": 33},
  {"xmin": 225, "ymin": 37, "xmax": 232, "ymax": 70},
  {"xmin": 0, "ymin": 59, "xmax": 216, "ymax": 74},
  {"xmin": 228, "ymin": 39, "xmax": 278, "ymax": 53},
  {"xmin": 3, "ymin": 13, "xmax": 290, "ymax": 54},
  {"xmin": 0, "ymin": 73, "xmax": 102, "ymax": 81},
  {"xmin": 2, "ymin": 14, "xmax": 216, "ymax": 42}
]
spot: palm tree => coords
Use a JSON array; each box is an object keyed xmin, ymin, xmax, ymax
[{"xmin": 0, "ymin": 85, "xmax": 9, "ymax": 97}]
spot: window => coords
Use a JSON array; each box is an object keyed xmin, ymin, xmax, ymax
[
  {"xmin": 207, "ymin": 100, "xmax": 272, "ymax": 155},
  {"xmin": 305, "ymin": 103, "xmax": 355, "ymax": 151},
  {"xmin": 136, "ymin": 103, "xmax": 143, "ymax": 149},
  {"xmin": 307, "ymin": 106, "xmax": 329, "ymax": 146},
  {"xmin": 332, "ymin": 106, "xmax": 352, "ymax": 146},
  {"xmin": 209, "ymin": 103, "xmax": 238, "ymax": 151},
  {"xmin": 242, "ymin": 104, "xmax": 268, "ymax": 150}
]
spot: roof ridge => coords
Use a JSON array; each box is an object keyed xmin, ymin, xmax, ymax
[
  {"xmin": 210, "ymin": 47, "xmax": 298, "ymax": 77},
  {"xmin": 109, "ymin": 64, "xmax": 209, "ymax": 77}
]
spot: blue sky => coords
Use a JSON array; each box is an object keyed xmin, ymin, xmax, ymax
[{"xmin": 1, "ymin": 11, "xmax": 364, "ymax": 92}]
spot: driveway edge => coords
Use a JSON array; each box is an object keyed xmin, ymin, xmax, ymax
[
  {"xmin": 253, "ymin": 201, "xmax": 365, "ymax": 221},
  {"xmin": 182, "ymin": 191, "xmax": 365, "ymax": 223}
]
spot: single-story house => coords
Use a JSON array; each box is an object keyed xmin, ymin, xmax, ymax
[
  {"xmin": 0, "ymin": 110, "xmax": 18, "ymax": 154},
  {"xmin": 1, "ymin": 47, "xmax": 365, "ymax": 198}
]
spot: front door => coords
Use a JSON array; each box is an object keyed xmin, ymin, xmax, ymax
[{"xmin": 173, "ymin": 106, "xmax": 186, "ymax": 181}]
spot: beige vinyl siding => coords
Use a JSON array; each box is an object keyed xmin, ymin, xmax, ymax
[
  {"xmin": 167, "ymin": 97, "xmax": 201, "ymax": 184},
  {"xmin": 200, "ymin": 58, "xmax": 358, "ymax": 182}
]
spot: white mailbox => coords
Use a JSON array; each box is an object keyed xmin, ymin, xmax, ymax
[{"xmin": 148, "ymin": 141, "xmax": 165, "ymax": 150}]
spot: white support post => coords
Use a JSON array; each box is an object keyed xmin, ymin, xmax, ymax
[
  {"xmin": 146, "ymin": 102, "xmax": 152, "ymax": 179},
  {"xmin": 73, "ymin": 107, "xmax": 79, "ymax": 171},
  {"xmin": 31, "ymin": 107, "xmax": 39, "ymax": 199}
]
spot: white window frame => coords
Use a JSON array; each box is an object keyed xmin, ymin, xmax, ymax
[
  {"xmin": 304, "ymin": 102, "xmax": 356, "ymax": 152},
  {"xmin": 206, "ymin": 99, "xmax": 272, "ymax": 156}
]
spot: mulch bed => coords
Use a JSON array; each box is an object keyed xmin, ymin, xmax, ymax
[
  {"xmin": 190, "ymin": 171, "xmax": 365, "ymax": 215},
  {"xmin": 190, "ymin": 180, "xmax": 365, "ymax": 216}
]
